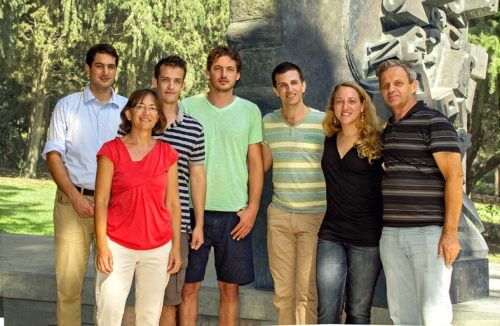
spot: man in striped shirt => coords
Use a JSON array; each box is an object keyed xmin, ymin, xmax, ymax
[
  {"xmin": 262, "ymin": 62, "xmax": 326, "ymax": 324},
  {"xmin": 151, "ymin": 56, "xmax": 206, "ymax": 326},
  {"xmin": 377, "ymin": 59, "xmax": 463, "ymax": 325}
]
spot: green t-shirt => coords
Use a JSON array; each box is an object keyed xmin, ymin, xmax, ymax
[
  {"xmin": 262, "ymin": 108, "xmax": 326, "ymax": 213},
  {"xmin": 180, "ymin": 94, "xmax": 262, "ymax": 211}
]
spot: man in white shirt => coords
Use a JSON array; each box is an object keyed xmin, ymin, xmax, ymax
[{"xmin": 42, "ymin": 43, "xmax": 127, "ymax": 326}]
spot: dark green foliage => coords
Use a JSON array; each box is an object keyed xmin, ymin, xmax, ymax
[{"xmin": 0, "ymin": 0, "xmax": 230, "ymax": 174}]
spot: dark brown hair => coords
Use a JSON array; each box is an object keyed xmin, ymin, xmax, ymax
[
  {"xmin": 85, "ymin": 43, "xmax": 119, "ymax": 66},
  {"xmin": 154, "ymin": 55, "xmax": 187, "ymax": 80},
  {"xmin": 271, "ymin": 61, "xmax": 304, "ymax": 87},
  {"xmin": 119, "ymin": 89, "xmax": 166, "ymax": 135},
  {"xmin": 206, "ymin": 45, "xmax": 242, "ymax": 72}
]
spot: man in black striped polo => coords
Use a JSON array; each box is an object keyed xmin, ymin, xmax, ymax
[
  {"xmin": 152, "ymin": 56, "xmax": 206, "ymax": 326},
  {"xmin": 377, "ymin": 59, "xmax": 463, "ymax": 325}
]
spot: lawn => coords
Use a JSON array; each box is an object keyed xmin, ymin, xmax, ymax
[
  {"xmin": 0, "ymin": 176, "xmax": 56, "ymax": 235},
  {"xmin": 0, "ymin": 176, "xmax": 499, "ymax": 262}
]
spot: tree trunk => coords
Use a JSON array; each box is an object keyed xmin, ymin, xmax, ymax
[
  {"xmin": 466, "ymin": 78, "xmax": 487, "ymax": 194},
  {"xmin": 495, "ymin": 166, "xmax": 499, "ymax": 197},
  {"xmin": 24, "ymin": 66, "xmax": 49, "ymax": 178}
]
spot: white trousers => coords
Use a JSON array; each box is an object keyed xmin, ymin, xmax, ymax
[{"xmin": 95, "ymin": 238, "xmax": 171, "ymax": 326}]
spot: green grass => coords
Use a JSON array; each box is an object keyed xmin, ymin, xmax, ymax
[{"xmin": 0, "ymin": 176, "xmax": 56, "ymax": 235}]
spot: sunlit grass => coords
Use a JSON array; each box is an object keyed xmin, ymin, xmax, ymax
[{"xmin": 0, "ymin": 176, "xmax": 56, "ymax": 235}]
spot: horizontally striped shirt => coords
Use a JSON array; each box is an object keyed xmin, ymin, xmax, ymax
[
  {"xmin": 382, "ymin": 102, "xmax": 460, "ymax": 227},
  {"xmin": 263, "ymin": 108, "xmax": 326, "ymax": 213},
  {"xmin": 118, "ymin": 109, "xmax": 205, "ymax": 232}
]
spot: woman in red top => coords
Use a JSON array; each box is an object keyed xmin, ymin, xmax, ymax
[{"xmin": 94, "ymin": 89, "xmax": 181, "ymax": 326}]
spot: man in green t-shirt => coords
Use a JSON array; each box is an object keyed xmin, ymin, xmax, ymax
[
  {"xmin": 179, "ymin": 45, "xmax": 263, "ymax": 326},
  {"xmin": 262, "ymin": 62, "xmax": 326, "ymax": 324}
]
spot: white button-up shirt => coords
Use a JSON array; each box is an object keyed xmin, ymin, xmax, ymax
[{"xmin": 42, "ymin": 86, "xmax": 127, "ymax": 190}]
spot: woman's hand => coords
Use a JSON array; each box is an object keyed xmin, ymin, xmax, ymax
[
  {"xmin": 96, "ymin": 245, "xmax": 114, "ymax": 276},
  {"xmin": 167, "ymin": 244, "xmax": 182, "ymax": 274}
]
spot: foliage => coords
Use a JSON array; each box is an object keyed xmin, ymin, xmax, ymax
[
  {"xmin": 475, "ymin": 202, "xmax": 500, "ymax": 223},
  {"xmin": 466, "ymin": 12, "xmax": 500, "ymax": 195},
  {"xmin": 469, "ymin": 12, "xmax": 499, "ymax": 95},
  {"xmin": 0, "ymin": 0, "xmax": 230, "ymax": 173}
]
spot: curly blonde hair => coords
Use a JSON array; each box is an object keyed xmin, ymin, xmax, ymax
[{"xmin": 323, "ymin": 81, "xmax": 382, "ymax": 163}]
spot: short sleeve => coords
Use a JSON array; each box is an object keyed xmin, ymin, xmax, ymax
[
  {"xmin": 248, "ymin": 105, "xmax": 263, "ymax": 144},
  {"xmin": 189, "ymin": 126, "xmax": 205, "ymax": 164},
  {"xmin": 429, "ymin": 114, "xmax": 460, "ymax": 154},
  {"xmin": 165, "ymin": 144, "xmax": 179, "ymax": 169},
  {"xmin": 97, "ymin": 140, "xmax": 119, "ymax": 165},
  {"xmin": 42, "ymin": 99, "xmax": 68, "ymax": 160},
  {"xmin": 261, "ymin": 114, "xmax": 270, "ymax": 146}
]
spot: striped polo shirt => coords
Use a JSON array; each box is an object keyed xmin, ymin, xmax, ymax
[
  {"xmin": 118, "ymin": 109, "xmax": 205, "ymax": 232},
  {"xmin": 382, "ymin": 102, "xmax": 460, "ymax": 227},
  {"xmin": 263, "ymin": 108, "xmax": 326, "ymax": 213}
]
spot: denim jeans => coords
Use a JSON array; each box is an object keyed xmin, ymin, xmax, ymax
[
  {"xmin": 380, "ymin": 226, "xmax": 453, "ymax": 325},
  {"xmin": 316, "ymin": 239, "xmax": 382, "ymax": 324}
]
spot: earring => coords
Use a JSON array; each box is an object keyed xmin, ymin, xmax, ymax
[
  {"xmin": 360, "ymin": 112, "xmax": 365, "ymax": 124},
  {"xmin": 333, "ymin": 117, "xmax": 339, "ymax": 127}
]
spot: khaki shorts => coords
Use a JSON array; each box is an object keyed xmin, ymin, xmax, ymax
[{"xmin": 163, "ymin": 232, "xmax": 189, "ymax": 305}]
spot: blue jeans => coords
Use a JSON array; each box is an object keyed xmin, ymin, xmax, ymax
[
  {"xmin": 316, "ymin": 239, "xmax": 381, "ymax": 324},
  {"xmin": 380, "ymin": 226, "xmax": 453, "ymax": 325}
]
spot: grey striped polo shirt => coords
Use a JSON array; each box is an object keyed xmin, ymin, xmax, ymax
[{"xmin": 382, "ymin": 102, "xmax": 460, "ymax": 227}]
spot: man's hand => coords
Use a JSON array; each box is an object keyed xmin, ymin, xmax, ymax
[
  {"xmin": 191, "ymin": 225, "xmax": 204, "ymax": 250},
  {"xmin": 231, "ymin": 206, "xmax": 258, "ymax": 241},
  {"xmin": 438, "ymin": 229, "xmax": 461, "ymax": 267},
  {"xmin": 96, "ymin": 244, "xmax": 113, "ymax": 276},
  {"xmin": 168, "ymin": 245, "xmax": 182, "ymax": 274},
  {"xmin": 71, "ymin": 193, "xmax": 95, "ymax": 218}
]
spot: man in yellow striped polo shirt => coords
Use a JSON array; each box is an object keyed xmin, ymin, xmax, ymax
[{"xmin": 262, "ymin": 62, "xmax": 326, "ymax": 325}]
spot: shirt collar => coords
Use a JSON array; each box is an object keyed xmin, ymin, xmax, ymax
[
  {"xmin": 170, "ymin": 107, "xmax": 185, "ymax": 127},
  {"xmin": 83, "ymin": 85, "xmax": 121, "ymax": 109},
  {"xmin": 388, "ymin": 101, "xmax": 425, "ymax": 125}
]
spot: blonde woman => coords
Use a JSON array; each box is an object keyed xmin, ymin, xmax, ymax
[{"xmin": 317, "ymin": 82, "xmax": 383, "ymax": 324}]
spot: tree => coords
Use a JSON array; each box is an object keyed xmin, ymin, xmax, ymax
[
  {"xmin": 0, "ymin": 0, "xmax": 230, "ymax": 177},
  {"xmin": 467, "ymin": 12, "xmax": 500, "ymax": 195}
]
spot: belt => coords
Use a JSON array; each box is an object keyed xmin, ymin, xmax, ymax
[
  {"xmin": 204, "ymin": 210, "xmax": 235, "ymax": 214},
  {"xmin": 74, "ymin": 185, "xmax": 95, "ymax": 196}
]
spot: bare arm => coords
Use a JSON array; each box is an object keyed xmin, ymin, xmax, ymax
[
  {"xmin": 231, "ymin": 143, "xmax": 264, "ymax": 240},
  {"xmin": 166, "ymin": 162, "xmax": 182, "ymax": 274},
  {"xmin": 46, "ymin": 151, "xmax": 94, "ymax": 217},
  {"xmin": 262, "ymin": 143, "xmax": 273, "ymax": 173},
  {"xmin": 433, "ymin": 151, "xmax": 464, "ymax": 267},
  {"xmin": 94, "ymin": 156, "xmax": 114, "ymax": 275},
  {"xmin": 188, "ymin": 163, "xmax": 206, "ymax": 250}
]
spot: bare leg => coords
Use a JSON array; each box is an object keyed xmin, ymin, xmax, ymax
[
  {"xmin": 218, "ymin": 281, "xmax": 239, "ymax": 326},
  {"xmin": 159, "ymin": 305, "xmax": 177, "ymax": 326},
  {"xmin": 179, "ymin": 282, "xmax": 201, "ymax": 326}
]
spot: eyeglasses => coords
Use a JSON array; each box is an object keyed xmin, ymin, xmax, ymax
[{"xmin": 133, "ymin": 104, "xmax": 159, "ymax": 114}]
